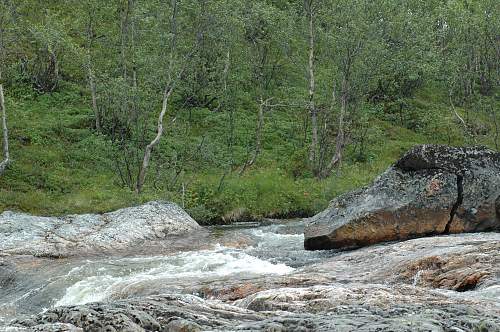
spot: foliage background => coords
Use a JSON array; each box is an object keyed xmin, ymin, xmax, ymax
[{"xmin": 0, "ymin": 0, "xmax": 498, "ymax": 224}]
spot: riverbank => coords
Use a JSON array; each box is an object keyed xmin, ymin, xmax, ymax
[{"xmin": 1, "ymin": 85, "xmax": 496, "ymax": 224}]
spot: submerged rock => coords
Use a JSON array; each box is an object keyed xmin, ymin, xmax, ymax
[
  {"xmin": 0, "ymin": 201, "xmax": 200, "ymax": 257},
  {"xmin": 305, "ymin": 145, "xmax": 500, "ymax": 250}
]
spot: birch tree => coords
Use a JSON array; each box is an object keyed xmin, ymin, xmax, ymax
[
  {"xmin": 239, "ymin": 2, "xmax": 289, "ymax": 175},
  {"xmin": 318, "ymin": 0, "xmax": 379, "ymax": 178},
  {"xmin": 0, "ymin": 84, "xmax": 8, "ymax": 175},
  {"xmin": 304, "ymin": 0, "xmax": 319, "ymax": 175},
  {"xmin": 439, "ymin": 0, "xmax": 499, "ymax": 142},
  {"xmin": 0, "ymin": 12, "xmax": 10, "ymax": 175},
  {"xmin": 136, "ymin": 0, "xmax": 188, "ymax": 193},
  {"xmin": 84, "ymin": 1, "xmax": 101, "ymax": 132}
]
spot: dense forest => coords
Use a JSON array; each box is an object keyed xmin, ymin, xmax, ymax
[{"xmin": 0, "ymin": 0, "xmax": 498, "ymax": 223}]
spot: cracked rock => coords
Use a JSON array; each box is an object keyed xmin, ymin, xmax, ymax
[{"xmin": 305, "ymin": 145, "xmax": 500, "ymax": 250}]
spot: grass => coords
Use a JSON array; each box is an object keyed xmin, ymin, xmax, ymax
[{"xmin": 0, "ymin": 82, "xmax": 497, "ymax": 223}]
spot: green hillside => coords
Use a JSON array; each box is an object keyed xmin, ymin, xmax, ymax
[{"xmin": 0, "ymin": 1, "xmax": 497, "ymax": 224}]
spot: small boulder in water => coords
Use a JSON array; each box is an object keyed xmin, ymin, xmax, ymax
[
  {"xmin": 0, "ymin": 201, "xmax": 201, "ymax": 257},
  {"xmin": 304, "ymin": 145, "xmax": 500, "ymax": 250}
]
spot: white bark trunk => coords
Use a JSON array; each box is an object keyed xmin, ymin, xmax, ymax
[
  {"xmin": 87, "ymin": 62, "xmax": 101, "ymax": 132},
  {"xmin": 449, "ymin": 92, "xmax": 467, "ymax": 128},
  {"xmin": 249, "ymin": 99, "xmax": 265, "ymax": 166},
  {"xmin": 85, "ymin": 13, "xmax": 101, "ymax": 132},
  {"xmin": 307, "ymin": 4, "xmax": 318, "ymax": 170},
  {"xmin": 239, "ymin": 98, "xmax": 265, "ymax": 175},
  {"xmin": 0, "ymin": 84, "xmax": 10, "ymax": 174},
  {"xmin": 136, "ymin": 86, "xmax": 174, "ymax": 193},
  {"xmin": 135, "ymin": 0, "xmax": 183, "ymax": 193},
  {"xmin": 323, "ymin": 78, "xmax": 347, "ymax": 178},
  {"xmin": 493, "ymin": 111, "xmax": 499, "ymax": 151},
  {"xmin": 131, "ymin": 0, "xmax": 138, "ymax": 89}
]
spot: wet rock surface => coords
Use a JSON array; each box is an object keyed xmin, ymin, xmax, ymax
[
  {"xmin": 2, "ymin": 223, "xmax": 499, "ymax": 332},
  {"xmin": 9, "ymin": 289, "xmax": 499, "ymax": 332},
  {"xmin": 0, "ymin": 201, "xmax": 201, "ymax": 258},
  {"xmin": 305, "ymin": 145, "xmax": 500, "ymax": 250},
  {"xmin": 0, "ymin": 258, "xmax": 16, "ymax": 288}
]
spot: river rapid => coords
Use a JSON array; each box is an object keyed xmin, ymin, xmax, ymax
[
  {"xmin": 0, "ymin": 220, "xmax": 334, "ymax": 325},
  {"xmin": 1, "ymin": 219, "xmax": 499, "ymax": 331}
]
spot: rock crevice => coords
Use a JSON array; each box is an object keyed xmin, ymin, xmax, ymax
[
  {"xmin": 305, "ymin": 145, "xmax": 500, "ymax": 250},
  {"xmin": 445, "ymin": 172, "xmax": 464, "ymax": 234}
]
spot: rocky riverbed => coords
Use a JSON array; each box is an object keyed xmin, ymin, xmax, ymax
[
  {"xmin": 1, "ymin": 218, "xmax": 499, "ymax": 331},
  {"xmin": 1, "ymin": 145, "xmax": 499, "ymax": 331}
]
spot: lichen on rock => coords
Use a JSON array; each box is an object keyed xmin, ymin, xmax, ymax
[{"xmin": 304, "ymin": 145, "xmax": 500, "ymax": 250}]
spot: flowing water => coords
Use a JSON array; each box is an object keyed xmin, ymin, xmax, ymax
[{"xmin": 0, "ymin": 220, "xmax": 338, "ymax": 326}]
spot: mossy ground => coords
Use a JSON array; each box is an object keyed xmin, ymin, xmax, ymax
[{"xmin": 0, "ymin": 83, "xmax": 496, "ymax": 224}]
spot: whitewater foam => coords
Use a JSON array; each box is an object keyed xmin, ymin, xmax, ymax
[{"xmin": 55, "ymin": 245, "xmax": 294, "ymax": 306}]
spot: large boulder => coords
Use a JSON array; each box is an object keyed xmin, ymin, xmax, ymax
[
  {"xmin": 0, "ymin": 201, "xmax": 200, "ymax": 257},
  {"xmin": 304, "ymin": 145, "xmax": 500, "ymax": 250}
]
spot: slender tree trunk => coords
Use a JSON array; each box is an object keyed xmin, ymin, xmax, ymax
[
  {"xmin": 239, "ymin": 98, "xmax": 265, "ymax": 175},
  {"xmin": 0, "ymin": 17, "xmax": 8, "ymax": 174},
  {"xmin": 120, "ymin": 1, "xmax": 130, "ymax": 81},
  {"xmin": 222, "ymin": 50, "xmax": 232, "ymax": 153},
  {"xmin": 218, "ymin": 50, "xmax": 233, "ymax": 190},
  {"xmin": 449, "ymin": 93, "xmax": 466, "ymax": 128},
  {"xmin": 492, "ymin": 109, "xmax": 499, "ymax": 151},
  {"xmin": 87, "ymin": 63, "xmax": 101, "ymax": 132},
  {"xmin": 307, "ymin": 3, "xmax": 318, "ymax": 173},
  {"xmin": 135, "ymin": 0, "xmax": 180, "ymax": 193},
  {"xmin": 449, "ymin": 90, "xmax": 476, "ymax": 144},
  {"xmin": 136, "ymin": 86, "xmax": 174, "ymax": 193},
  {"xmin": 0, "ymin": 84, "xmax": 10, "ymax": 175},
  {"xmin": 322, "ymin": 77, "xmax": 347, "ymax": 178},
  {"xmin": 216, "ymin": 49, "xmax": 230, "ymax": 113},
  {"xmin": 130, "ymin": 0, "xmax": 138, "ymax": 89},
  {"xmin": 250, "ymin": 99, "xmax": 265, "ymax": 165},
  {"xmin": 49, "ymin": 49, "xmax": 59, "ymax": 92},
  {"xmin": 85, "ymin": 11, "xmax": 101, "ymax": 132}
]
